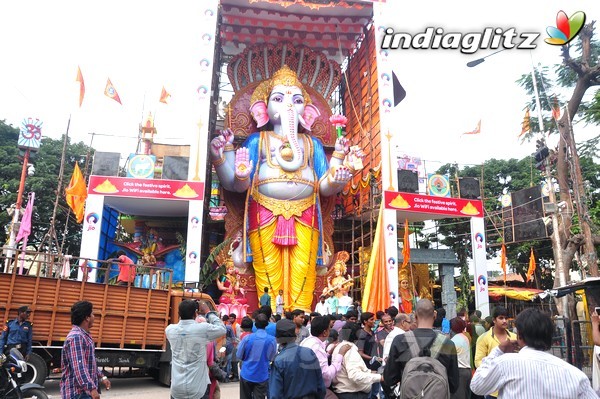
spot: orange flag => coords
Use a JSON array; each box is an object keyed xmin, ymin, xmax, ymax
[
  {"xmin": 159, "ymin": 86, "xmax": 171, "ymax": 104},
  {"xmin": 65, "ymin": 163, "xmax": 88, "ymax": 223},
  {"xmin": 526, "ymin": 248, "xmax": 536, "ymax": 282},
  {"xmin": 500, "ymin": 244, "xmax": 507, "ymax": 283},
  {"xmin": 551, "ymin": 96, "xmax": 561, "ymax": 120},
  {"xmin": 76, "ymin": 66, "xmax": 85, "ymax": 107},
  {"xmin": 104, "ymin": 78, "xmax": 122, "ymax": 104},
  {"xmin": 401, "ymin": 219, "xmax": 410, "ymax": 269},
  {"xmin": 518, "ymin": 108, "xmax": 530, "ymax": 138},
  {"xmin": 361, "ymin": 204, "xmax": 389, "ymax": 314},
  {"xmin": 462, "ymin": 120, "xmax": 481, "ymax": 135}
]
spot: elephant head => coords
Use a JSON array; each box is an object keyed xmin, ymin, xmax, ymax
[{"xmin": 249, "ymin": 65, "xmax": 321, "ymax": 172}]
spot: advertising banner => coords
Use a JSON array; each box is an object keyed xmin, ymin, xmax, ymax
[
  {"xmin": 384, "ymin": 190, "xmax": 483, "ymax": 218},
  {"xmin": 88, "ymin": 175, "xmax": 204, "ymax": 201}
]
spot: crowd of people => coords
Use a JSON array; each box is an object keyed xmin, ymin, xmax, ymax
[
  {"xmin": 7, "ymin": 298, "xmax": 597, "ymax": 399},
  {"xmin": 163, "ymin": 298, "xmax": 599, "ymax": 399}
]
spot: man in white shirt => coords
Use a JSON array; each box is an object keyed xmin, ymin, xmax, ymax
[
  {"xmin": 471, "ymin": 308, "xmax": 597, "ymax": 399},
  {"xmin": 382, "ymin": 313, "xmax": 412, "ymax": 361},
  {"xmin": 166, "ymin": 300, "xmax": 226, "ymax": 399},
  {"xmin": 314, "ymin": 295, "xmax": 330, "ymax": 315}
]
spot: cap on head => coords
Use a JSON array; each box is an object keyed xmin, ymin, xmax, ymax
[
  {"xmin": 18, "ymin": 306, "xmax": 32, "ymax": 313},
  {"xmin": 275, "ymin": 319, "xmax": 296, "ymax": 342}
]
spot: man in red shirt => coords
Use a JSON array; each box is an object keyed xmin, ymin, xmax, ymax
[{"xmin": 114, "ymin": 250, "xmax": 135, "ymax": 286}]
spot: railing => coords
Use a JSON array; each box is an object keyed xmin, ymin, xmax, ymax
[{"xmin": 0, "ymin": 246, "xmax": 172, "ymax": 290}]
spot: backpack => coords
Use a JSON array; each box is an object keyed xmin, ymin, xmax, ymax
[{"xmin": 394, "ymin": 331, "xmax": 450, "ymax": 399}]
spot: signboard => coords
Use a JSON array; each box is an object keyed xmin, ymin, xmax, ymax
[
  {"xmin": 88, "ymin": 176, "xmax": 204, "ymax": 201},
  {"xmin": 384, "ymin": 190, "xmax": 483, "ymax": 218},
  {"xmin": 127, "ymin": 154, "xmax": 156, "ymax": 178},
  {"xmin": 18, "ymin": 118, "xmax": 43, "ymax": 150}
]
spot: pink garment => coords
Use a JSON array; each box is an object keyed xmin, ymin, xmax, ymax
[
  {"xmin": 300, "ymin": 335, "xmax": 343, "ymax": 388},
  {"xmin": 248, "ymin": 198, "xmax": 317, "ymax": 246},
  {"xmin": 16, "ymin": 193, "xmax": 35, "ymax": 243}
]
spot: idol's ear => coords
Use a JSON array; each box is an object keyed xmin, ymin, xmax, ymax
[
  {"xmin": 299, "ymin": 104, "xmax": 321, "ymax": 131},
  {"xmin": 249, "ymin": 101, "xmax": 269, "ymax": 128}
]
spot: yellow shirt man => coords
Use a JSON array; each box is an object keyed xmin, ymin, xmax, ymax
[{"xmin": 474, "ymin": 308, "xmax": 515, "ymax": 398}]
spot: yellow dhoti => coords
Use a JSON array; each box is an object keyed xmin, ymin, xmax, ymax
[{"xmin": 249, "ymin": 220, "xmax": 318, "ymax": 312}]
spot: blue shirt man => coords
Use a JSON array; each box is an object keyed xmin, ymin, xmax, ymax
[
  {"xmin": 269, "ymin": 319, "xmax": 326, "ymax": 399},
  {"xmin": 0, "ymin": 305, "xmax": 33, "ymax": 357},
  {"xmin": 237, "ymin": 314, "xmax": 277, "ymax": 399},
  {"xmin": 260, "ymin": 287, "xmax": 272, "ymax": 307}
]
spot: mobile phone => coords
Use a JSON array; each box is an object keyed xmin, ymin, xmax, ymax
[{"xmin": 595, "ymin": 307, "xmax": 600, "ymax": 315}]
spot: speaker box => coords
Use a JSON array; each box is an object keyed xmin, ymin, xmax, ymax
[
  {"xmin": 92, "ymin": 152, "xmax": 120, "ymax": 176},
  {"xmin": 511, "ymin": 186, "xmax": 548, "ymax": 242},
  {"xmin": 459, "ymin": 177, "xmax": 481, "ymax": 199},
  {"xmin": 162, "ymin": 156, "xmax": 189, "ymax": 180},
  {"xmin": 397, "ymin": 169, "xmax": 418, "ymax": 193}
]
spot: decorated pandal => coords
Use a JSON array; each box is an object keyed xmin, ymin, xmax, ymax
[{"xmin": 209, "ymin": 42, "xmax": 365, "ymax": 312}]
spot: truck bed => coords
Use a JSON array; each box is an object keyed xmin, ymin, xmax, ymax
[{"xmin": 0, "ymin": 272, "xmax": 171, "ymax": 350}]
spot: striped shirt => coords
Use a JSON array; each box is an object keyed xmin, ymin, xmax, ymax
[
  {"xmin": 60, "ymin": 325, "xmax": 103, "ymax": 398},
  {"xmin": 471, "ymin": 346, "xmax": 597, "ymax": 398}
]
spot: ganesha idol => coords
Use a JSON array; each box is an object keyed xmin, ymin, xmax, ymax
[{"xmin": 210, "ymin": 65, "xmax": 363, "ymax": 311}]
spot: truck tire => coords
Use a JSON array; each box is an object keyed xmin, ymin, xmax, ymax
[
  {"xmin": 21, "ymin": 388, "xmax": 49, "ymax": 399},
  {"xmin": 19, "ymin": 352, "xmax": 48, "ymax": 386},
  {"xmin": 158, "ymin": 361, "xmax": 171, "ymax": 386}
]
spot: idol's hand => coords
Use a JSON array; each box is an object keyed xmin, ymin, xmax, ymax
[
  {"xmin": 334, "ymin": 136, "xmax": 350, "ymax": 154},
  {"xmin": 235, "ymin": 147, "xmax": 253, "ymax": 180},
  {"xmin": 329, "ymin": 165, "xmax": 352, "ymax": 184}
]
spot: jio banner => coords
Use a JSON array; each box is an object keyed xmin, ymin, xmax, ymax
[
  {"xmin": 185, "ymin": 200, "xmax": 203, "ymax": 283},
  {"xmin": 79, "ymin": 194, "xmax": 105, "ymax": 282},
  {"xmin": 471, "ymin": 217, "xmax": 489, "ymax": 317}
]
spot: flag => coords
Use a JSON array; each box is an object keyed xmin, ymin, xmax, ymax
[
  {"xmin": 462, "ymin": 120, "xmax": 481, "ymax": 135},
  {"xmin": 76, "ymin": 66, "xmax": 85, "ymax": 107},
  {"xmin": 16, "ymin": 192, "xmax": 35, "ymax": 243},
  {"xmin": 552, "ymin": 96, "xmax": 561, "ymax": 120},
  {"xmin": 500, "ymin": 244, "xmax": 507, "ymax": 283},
  {"xmin": 518, "ymin": 108, "xmax": 530, "ymax": 137},
  {"xmin": 159, "ymin": 86, "xmax": 171, "ymax": 104},
  {"xmin": 65, "ymin": 163, "xmax": 88, "ymax": 223},
  {"xmin": 401, "ymin": 219, "xmax": 410, "ymax": 269},
  {"xmin": 526, "ymin": 248, "xmax": 536, "ymax": 282},
  {"xmin": 361, "ymin": 204, "xmax": 390, "ymax": 314},
  {"xmin": 104, "ymin": 78, "xmax": 122, "ymax": 104}
]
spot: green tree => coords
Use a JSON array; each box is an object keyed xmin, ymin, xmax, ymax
[
  {"xmin": 517, "ymin": 23, "xmax": 600, "ymax": 313},
  {"xmin": 0, "ymin": 120, "xmax": 94, "ymax": 254}
]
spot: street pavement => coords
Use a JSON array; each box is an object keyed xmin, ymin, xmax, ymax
[{"xmin": 44, "ymin": 377, "xmax": 240, "ymax": 398}]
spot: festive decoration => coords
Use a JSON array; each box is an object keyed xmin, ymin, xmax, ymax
[
  {"xmin": 159, "ymin": 86, "xmax": 171, "ymax": 104},
  {"xmin": 104, "ymin": 78, "xmax": 122, "ymax": 104},
  {"xmin": 18, "ymin": 118, "xmax": 43, "ymax": 150},
  {"xmin": 361, "ymin": 204, "xmax": 389, "ymax": 314},
  {"xmin": 65, "ymin": 163, "xmax": 88, "ymax": 223},
  {"xmin": 401, "ymin": 219, "xmax": 410, "ymax": 269},
  {"xmin": 519, "ymin": 107, "xmax": 530, "ymax": 137},
  {"xmin": 329, "ymin": 114, "xmax": 348, "ymax": 138},
  {"xmin": 76, "ymin": 66, "xmax": 85, "ymax": 107},
  {"xmin": 526, "ymin": 248, "xmax": 536, "ymax": 282},
  {"xmin": 462, "ymin": 119, "xmax": 481, "ymax": 135},
  {"xmin": 500, "ymin": 244, "xmax": 507, "ymax": 283}
]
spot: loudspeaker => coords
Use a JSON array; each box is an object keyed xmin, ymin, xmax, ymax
[
  {"xmin": 92, "ymin": 152, "xmax": 120, "ymax": 176},
  {"xmin": 397, "ymin": 169, "xmax": 418, "ymax": 193},
  {"xmin": 511, "ymin": 186, "xmax": 548, "ymax": 242},
  {"xmin": 459, "ymin": 177, "xmax": 481, "ymax": 199},
  {"xmin": 162, "ymin": 156, "xmax": 189, "ymax": 180}
]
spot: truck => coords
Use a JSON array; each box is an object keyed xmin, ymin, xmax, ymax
[{"xmin": 0, "ymin": 249, "xmax": 216, "ymax": 386}]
